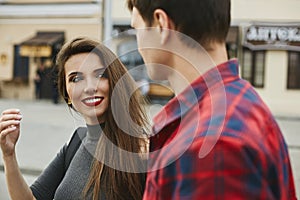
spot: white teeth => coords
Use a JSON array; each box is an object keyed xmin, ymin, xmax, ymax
[{"xmin": 84, "ymin": 98, "xmax": 101, "ymax": 103}]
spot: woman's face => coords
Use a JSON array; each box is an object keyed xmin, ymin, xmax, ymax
[{"xmin": 65, "ymin": 52, "xmax": 109, "ymax": 125}]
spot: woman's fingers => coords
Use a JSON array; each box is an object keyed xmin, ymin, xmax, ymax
[
  {"xmin": 0, "ymin": 110, "xmax": 22, "ymax": 133},
  {"xmin": 0, "ymin": 125, "xmax": 18, "ymax": 138},
  {"xmin": 2, "ymin": 108, "xmax": 20, "ymax": 114},
  {"xmin": 0, "ymin": 113, "xmax": 22, "ymax": 122},
  {"xmin": 1, "ymin": 109, "xmax": 22, "ymax": 122},
  {"xmin": 1, "ymin": 109, "xmax": 21, "ymax": 116},
  {"xmin": 0, "ymin": 120, "xmax": 20, "ymax": 133},
  {"xmin": 1, "ymin": 108, "xmax": 22, "ymax": 119},
  {"xmin": 0, "ymin": 119, "xmax": 21, "ymax": 129}
]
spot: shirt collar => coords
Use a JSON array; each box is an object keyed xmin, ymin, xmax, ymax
[{"xmin": 152, "ymin": 59, "xmax": 240, "ymax": 134}]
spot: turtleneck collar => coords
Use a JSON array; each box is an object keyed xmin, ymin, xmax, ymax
[{"xmin": 86, "ymin": 123, "xmax": 105, "ymax": 141}]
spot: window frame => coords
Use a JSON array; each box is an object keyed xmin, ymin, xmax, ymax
[
  {"xmin": 241, "ymin": 48, "xmax": 266, "ymax": 88},
  {"xmin": 287, "ymin": 51, "xmax": 300, "ymax": 90}
]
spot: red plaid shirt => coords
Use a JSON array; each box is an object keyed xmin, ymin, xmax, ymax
[{"xmin": 143, "ymin": 59, "xmax": 297, "ymax": 200}]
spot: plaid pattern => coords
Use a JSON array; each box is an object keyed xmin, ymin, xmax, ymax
[{"xmin": 143, "ymin": 59, "xmax": 297, "ymax": 200}]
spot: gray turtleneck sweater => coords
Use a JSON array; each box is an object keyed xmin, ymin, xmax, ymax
[{"xmin": 30, "ymin": 125, "xmax": 103, "ymax": 200}]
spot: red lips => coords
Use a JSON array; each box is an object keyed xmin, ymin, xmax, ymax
[{"xmin": 82, "ymin": 97, "xmax": 103, "ymax": 107}]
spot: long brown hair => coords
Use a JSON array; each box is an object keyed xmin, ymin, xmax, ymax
[{"xmin": 56, "ymin": 37, "xmax": 149, "ymax": 200}]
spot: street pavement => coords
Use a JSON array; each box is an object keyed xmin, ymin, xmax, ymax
[{"xmin": 0, "ymin": 98, "xmax": 299, "ymax": 199}]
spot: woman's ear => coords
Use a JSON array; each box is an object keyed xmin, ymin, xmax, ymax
[{"xmin": 153, "ymin": 9, "xmax": 174, "ymax": 45}]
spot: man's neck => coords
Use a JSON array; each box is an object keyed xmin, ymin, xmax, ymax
[{"xmin": 167, "ymin": 42, "xmax": 228, "ymax": 95}]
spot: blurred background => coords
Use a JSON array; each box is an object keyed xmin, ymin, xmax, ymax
[
  {"xmin": 0, "ymin": 0, "xmax": 299, "ymax": 198},
  {"xmin": 0, "ymin": 0, "xmax": 300, "ymax": 113}
]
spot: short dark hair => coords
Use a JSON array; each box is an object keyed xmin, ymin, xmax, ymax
[{"xmin": 127, "ymin": 0, "xmax": 231, "ymax": 48}]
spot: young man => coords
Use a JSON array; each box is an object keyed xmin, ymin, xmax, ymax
[{"xmin": 127, "ymin": 0, "xmax": 297, "ymax": 199}]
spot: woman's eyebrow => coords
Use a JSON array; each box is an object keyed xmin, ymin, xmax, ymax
[
  {"xmin": 94, "ymin": 68, "xmax": 107, "ymax": 74},
  {"xmin": 67, "ymin": 71, "xmax": 82, "ymax": 77}
]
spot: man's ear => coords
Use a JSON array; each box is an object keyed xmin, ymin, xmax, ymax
[{"xmin": 153, "ymin": 9, "xmax": 174, "ymax": 44}]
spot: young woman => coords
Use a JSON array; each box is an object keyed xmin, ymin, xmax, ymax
[{"xmin": 0, "ymin": 37, "xmax": 149, "ymax": 200}]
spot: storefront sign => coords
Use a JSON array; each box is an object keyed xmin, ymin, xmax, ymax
[
  {"xmin": 244, "ymin": 23, "xmax": 300, "ymax": 51},
  {"xmin": 20, "ymin": 45, "xmax": 52, "ymax": 57}
]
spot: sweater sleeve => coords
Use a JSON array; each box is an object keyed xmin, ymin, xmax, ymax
[{"xmin": 30, "ymin": 144, "xmax": 67, "ymax": 200}]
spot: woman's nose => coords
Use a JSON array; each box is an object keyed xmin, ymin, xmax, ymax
[{"xmin": 83, "ymin": 78, "xmax": 98, "ymax": 94}]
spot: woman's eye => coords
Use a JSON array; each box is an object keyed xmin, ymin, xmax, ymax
[
  {"xmin": 96, "ymin": 73, "xmax": 104, "ymax": 78},
  {"xmin": 70, "ymin": 75, "xmax": 82, "ymax": 83},
  {"xmin": 96, "ymin": 73, "xmax": 107, "ymax": 79}
]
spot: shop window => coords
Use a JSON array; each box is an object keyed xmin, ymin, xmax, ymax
[
  {"xmin": 242, "ymin": 48, "xmax": 265, "ymax": 88},
  {"xmin": 117, "ymin": 38, "xmax": 146, "ymax": 81},
  {"xmin": 226, "ymin": 26, "xmax": 239, "ymax": 59},
  {"xmin": 287, "ymin": 52, "xmax": 300, "ymax": 89},
  {"xmin": 226, "ymin": 43, "xmax": 238, "ymax": 59},
  {"xmin": 117, "ymin": 39, "xmax": 144, "ymax": 68},
  {"xmin": 13, "ymin": 45, "xmax": 29, "ymax": 83}
]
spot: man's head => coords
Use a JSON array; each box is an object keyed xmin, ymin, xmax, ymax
[{"xmin": 127, "ymin": 0, "xmax": 231, "ymax": 49}]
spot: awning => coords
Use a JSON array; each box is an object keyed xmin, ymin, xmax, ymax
[{"xmin": 19, "ymin": 31, "xmax": 65, "ymax": 57}]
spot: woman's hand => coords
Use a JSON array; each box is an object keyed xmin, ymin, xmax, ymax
[{"xmin": 0, "ymin": 109, "xmax": 22, "ymax": 157}]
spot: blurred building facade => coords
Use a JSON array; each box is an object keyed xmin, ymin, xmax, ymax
[
  {"xmin": 230, "ymin": 0, "xmax": 300, "ymax": 117},
  {"xmin": 0, "ymin": 0, "xmax": 103, "ymax": 100},
  {"xmin": 0, "ymin": 0, "xmax": 300, "ymax": 116}
]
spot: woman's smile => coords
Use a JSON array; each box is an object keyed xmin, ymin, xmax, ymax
[{"xmin": 82, "ymin": 96, "xmax": 104, "ymax": 107}]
